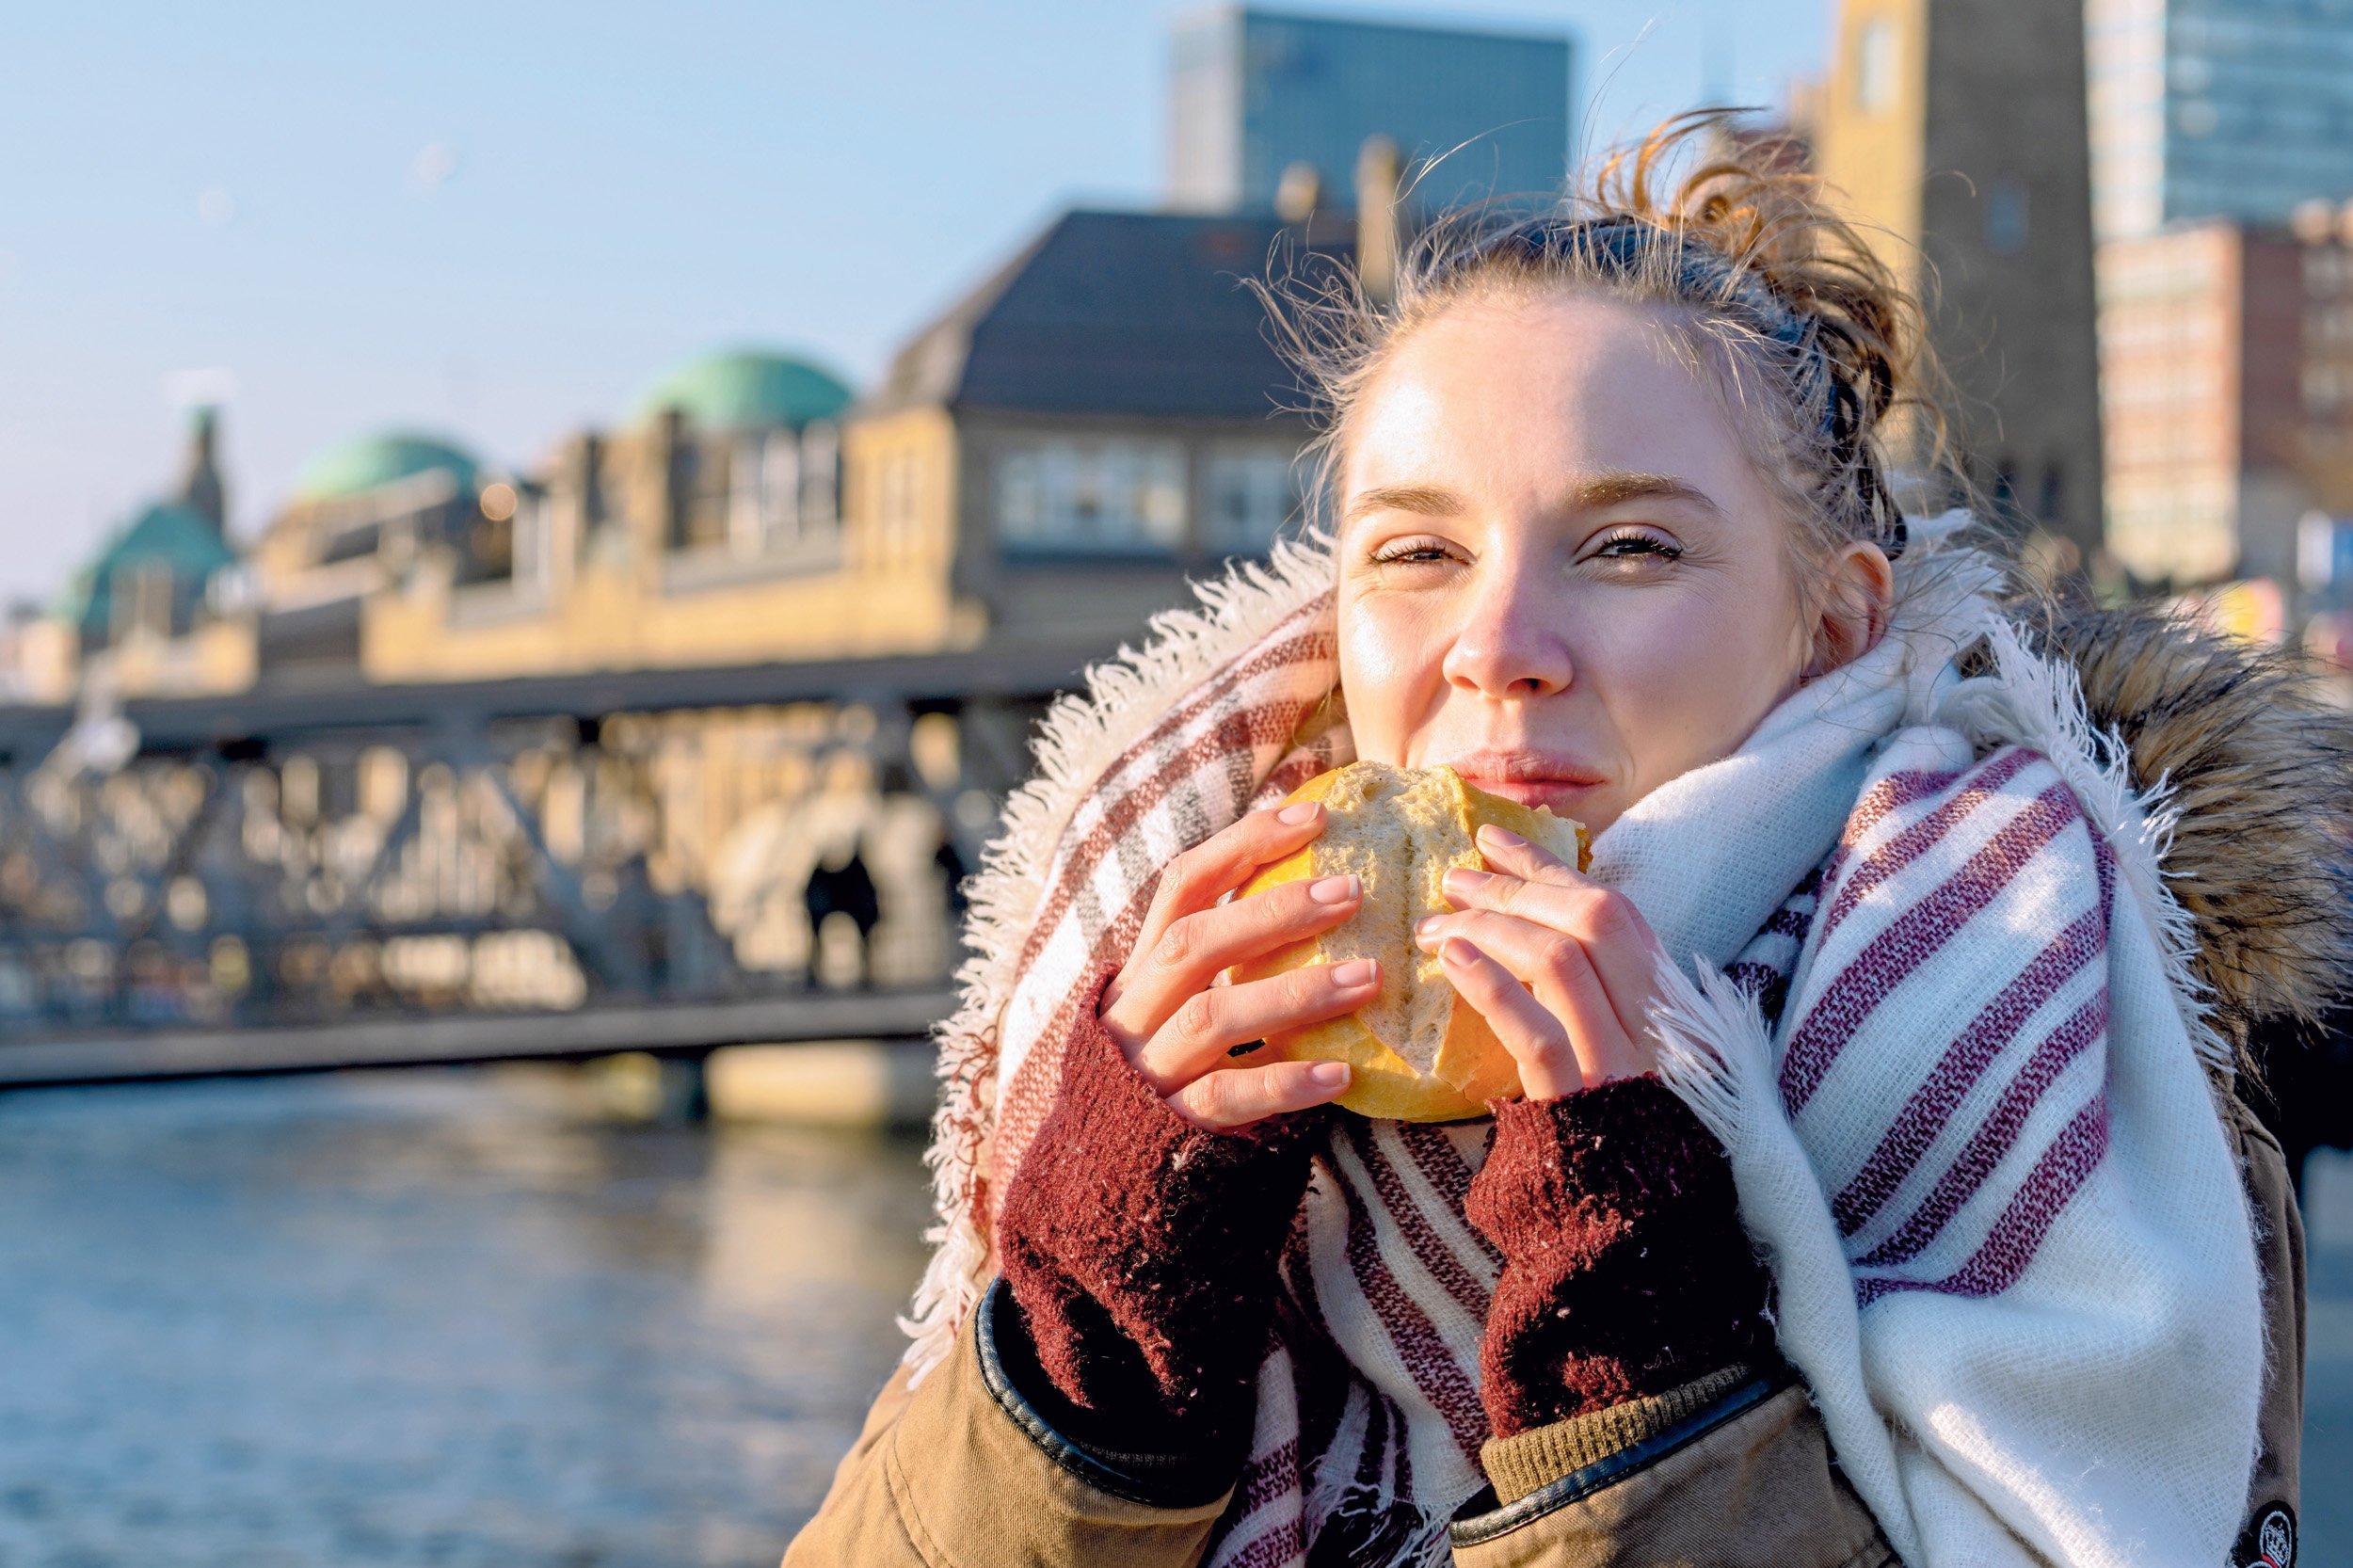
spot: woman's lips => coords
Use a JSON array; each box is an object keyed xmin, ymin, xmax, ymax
[
  {"xmin": 1458, "ymin": 776, "xmax": 1600, "ymax": 812},
  {"xmin": 1444, "ymin": 752, "xmax": 1608, "ymax": 814}
]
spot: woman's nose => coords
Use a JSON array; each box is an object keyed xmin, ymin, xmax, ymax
[{"xmin": 1439, "ymin": 569, "xmax": 1574, "ymax": 698}]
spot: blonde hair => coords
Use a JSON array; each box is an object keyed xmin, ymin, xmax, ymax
[{"xmin": 1262, "ymin": 112, "xmax": 1962, "ymax": 615}]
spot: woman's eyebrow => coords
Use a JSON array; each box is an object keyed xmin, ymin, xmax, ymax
[
  {"xmin": 1570, "ymin": 471, "xmax": 1725, "ymax": 517},
  {"xmin": 1342, "ymin": 483, "xmax": 1462, "ymax": 523}
]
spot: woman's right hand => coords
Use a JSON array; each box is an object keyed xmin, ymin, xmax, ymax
[{"xmin": 1097, "ymin": 799, "xmax": 1374, "ymax": 1130}]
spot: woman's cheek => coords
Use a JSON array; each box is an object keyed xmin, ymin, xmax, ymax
[
  {"xmin": 1338, "ymin": 594, "xmax": 1440, "ymax": 761},
  {"xmin": 1592, "ymin": 593, "xmax": 1765, "ymax": 779}
]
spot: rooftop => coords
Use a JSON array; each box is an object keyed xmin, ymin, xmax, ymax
[
  {"xmin": 292, "ymin": 434, "xmax": 480, "ymax": 505},
  {"xmin": 632, "ymin": 350, "xmax": 854, "ymax": 431},
  {"xmin": 866, "ymin": 208, "xmax": 1354, "ymax": 423}
]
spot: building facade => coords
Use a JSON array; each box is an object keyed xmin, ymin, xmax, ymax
[
  {"xmin": 2100, "ymin": 212, "xmax": 2353, "ymax": 587},
  {"xmin": 364, "ymin": 202, "xmax": 1341, "ymax": 686},
  {"xmin": 851, "ymin": 207, "xmax": 1342, "ymax": 655},
  {"xmin": 1166, "ymin": 6, "xmax": 1575, "ymax": 216},
  {"xmin": 1809, "ymin": 0, "xmax": 2106, "ymax": 555},
  {"xmin": 360, "ymin": 350, "xmax": 862, "ymax": 680},
  {"xmin": 250, "ymin": 432, "xmax": 490, "ymax": 682},
  {"xmin": 17, "ymin": 408, "xmax": 252, "ymax": 701},
  {"xmin": 2088, "ymin": 0, "xmax": 2353, "ymax": 244}
]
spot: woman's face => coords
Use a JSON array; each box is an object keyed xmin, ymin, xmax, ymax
[{"xmin": 1337, "ymin": 290, "xmax": 1867, "ymax": 836}]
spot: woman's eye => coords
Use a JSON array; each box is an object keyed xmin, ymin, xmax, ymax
[
  {"xmin": 1587, "ymin": 532, "xmax": 1682, "ymax": 563},
  {"xmin": 1368, "ymin": 538, "xmax": 1461, "ymax": 568}
]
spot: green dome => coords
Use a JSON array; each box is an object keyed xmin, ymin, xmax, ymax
[
  {"xmin": 292, "ymin": 433, "xmax": 479, "ymax": 504},
  {"xmin": 60, "ymin": 500, "xmax": 241, "ymax": 636},
  {"xmin": 633, "ymin": 350, "xmax": 853, "ymax": 431}
]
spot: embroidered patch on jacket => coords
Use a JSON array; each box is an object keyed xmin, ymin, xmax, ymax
[{"xmin": 2234, "ymin": 1503, "xmax": 2297, "ymax": 1568}]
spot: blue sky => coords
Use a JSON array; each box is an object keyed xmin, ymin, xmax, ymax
[{"xmin": 0, "ymin": 0, "xmax": 1829, "ymax": 604}]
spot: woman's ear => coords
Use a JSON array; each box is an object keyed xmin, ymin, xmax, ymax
[{"xmin": 1805, "ymin": 541, "xmax": 1895, "ymax": 678}]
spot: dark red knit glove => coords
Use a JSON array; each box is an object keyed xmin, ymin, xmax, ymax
[
  {"xmin": 996, "ymin": 976, "xmax": 1327, "ymax": 1446},
  {"xmin": 1466, "ymin": 1076, "xmax": 1771, "ymax": 1438}
]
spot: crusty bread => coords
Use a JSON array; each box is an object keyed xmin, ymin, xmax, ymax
[{"xmin": 1230, "ymin": 761, "xmax": 1591, "ymax": 1122}]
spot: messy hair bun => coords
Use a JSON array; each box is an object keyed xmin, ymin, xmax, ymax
[{"xmin": 1264, "ymin": 110, "xmax": 1953, "ymax": 600}]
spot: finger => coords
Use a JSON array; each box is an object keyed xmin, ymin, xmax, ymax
[
  {"xmin": 1418, "ymin": 910, "xmax": 1653, "ymax": 1084},
  {"xmin": 1440, "ymin": 861, "xmax": 1661, "ymax": 1042},
  {"xmin": 1110, "ymin": 800, "xmax": 1327, "ymax": 1015},
  {"xmin": 1169, "ymin": 1059, "xmax": 1352, "ymax": 1130},
  {"xmin": 1436, "ymin": 937, "xmax": 1581, "ymax": 1098},
  {"xmin": 1135, "ymin": 960, "xmax": 1380, "ymax": 1092},
  {"xmin": 1103, "ymin": 871, "xmax": 1364, "ymax": 1046},
  {"xmin": 1475, "ymin": 822, "xmax": 1583, "ymax": 882}
]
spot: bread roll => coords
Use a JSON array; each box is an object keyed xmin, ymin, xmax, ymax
[{"xmin": 1231, "ymin": 761, "xmax": 1591, "ymax": 1122}]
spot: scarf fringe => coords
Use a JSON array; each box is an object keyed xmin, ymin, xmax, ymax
[
  {"xmin": 1647, "ymin": 961, "xmax": 1764, "ymax": 1146},
  {"xmin": 1648, "ymin": 940, "xmax": 1929, "ymax": 1563},
  {"xmin": 901, "ymin": 532, "xmax": 1343, "ymax": 1379}
]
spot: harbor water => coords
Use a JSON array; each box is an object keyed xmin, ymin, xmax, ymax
[
  {"xmin": 1, "ymin": 1067, "xmax": 2348, "ymax": 1565},
  {"xmin": 0, "ymin": 1068, "xmax": 930, "ymax": 1566}
]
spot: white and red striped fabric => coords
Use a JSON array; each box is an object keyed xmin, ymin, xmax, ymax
[{"xmin": 903, "ymin": 523, "xmax": 2265, "ymax": 1567}]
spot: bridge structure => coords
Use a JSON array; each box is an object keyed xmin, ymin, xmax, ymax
[{"xmin": 0, "ymin": 646, "xmax": 1097, "ymax": 1087}]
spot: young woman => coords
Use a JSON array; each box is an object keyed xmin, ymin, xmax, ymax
[{"xmin": 789, "ymin": 120, "xmax": 2338, "ymax": 1568}]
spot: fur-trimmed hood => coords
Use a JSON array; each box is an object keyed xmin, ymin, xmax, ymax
[{"xmin": 2046, "ymin": 601, "xmax": 2353, "ymax": 1047}]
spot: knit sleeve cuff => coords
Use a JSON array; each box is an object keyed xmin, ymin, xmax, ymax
[
  {"xmin": 977, "ymin": 1275, "xmax": 1245, "ymax": 1510},
  {"xmin": 1468, "ymin": 1076, "xmax": 1770, "ymax": 1436},
  {"xmin": 994, "ymin": 968, "xmax": 1324, "ymax": 1435},
  {"xmin": 1478, "ymin": 1364, "xmax": 1754, "ymax": 1505}
]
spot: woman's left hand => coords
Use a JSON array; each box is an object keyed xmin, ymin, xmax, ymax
[
  {"xmin": 1429, "ymin": 824, "xmax": 1773, "ymax": 1441},
  {"xmin": 1412, "ymin": 823, "xmax": 1666, "ymax": 1098}
]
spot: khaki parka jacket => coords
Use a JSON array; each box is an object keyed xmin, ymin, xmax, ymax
[{"xmin": 787, "ymin": 604, "xmax": 2336, "ymax": 1568}]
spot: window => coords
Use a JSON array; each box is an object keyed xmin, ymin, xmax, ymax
[
  {"xmin": 760, "ymin": 429, "xmax": 802, "ymax": 546},
  {"xmin": 1986, "ymin": 178, "xmax": 2029, "ymax": 257},
  {"xmin": 1855, "ymin": 17, "xmax": 1898, "ymax": 114},
  {"xmin": 1203, "ymin": 444, "xmax": 1301, "ymax": 554},
  {"xmin": 799, "ymin": 422, "xmax": 840, "ymax": 536},
  {"xmin": 995, "ymin": 438, "xmax": 1187, "ymax": 553},
  {"xmin": 878, "ymin": 451, "xmax": 923, "ymax": 561},
  {"xmin": 727, "ymin": 433, "xmax": 769, "ymax": 556}
]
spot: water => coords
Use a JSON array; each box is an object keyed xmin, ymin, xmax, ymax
[
  {"xmin": 0, "ymin": 1068, "xmax": 931, "ymax": 1567},
  {"xmin": 0, "ymin": 1072, "xmax": 2345, "ymax": 1566}
]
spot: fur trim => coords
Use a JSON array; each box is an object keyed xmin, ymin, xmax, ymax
[
  {"xmin": 2041, "ymin": 602, "xmax": 2353, "ymax": 1046},
  {"xmin": 1947, "ymin": 616, "xmax": 2231, "ymax": 1073}
]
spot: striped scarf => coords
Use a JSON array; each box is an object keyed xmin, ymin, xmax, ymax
[{"xmin": 905, "ymin": 523, "xmax": 2265, "ymax": 1567}]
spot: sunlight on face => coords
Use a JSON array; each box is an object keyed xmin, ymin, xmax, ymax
[{"xmin": 1337, "ymin": 291, "xmax": 1816, "ymax": 836}]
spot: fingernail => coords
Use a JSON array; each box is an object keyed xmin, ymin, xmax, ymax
[
  {"xmin": 1309, "ymin": 873, "xmax": 1360, "ymax": 904},
  {"xmin": 1330, "ymin": 959, "xmax": 1378, "ymax": 987},
  {"xmin": 1308, "ymin": 1061, "xmax": 1351, "ymax": 1089},
  {"xmin": 1416, "ymin": 914, "xmax": 1446, "ymax": 938},
  {"xmin": 1278, "ymin": 801, "xmax": 1320, "ymax": 825},
  {"xmin": 1441, "ymin": 937, "xmax": 1479, "ymax": 965},
  {"xmin": 1444, "ymin": 867, "xmax": 1490, "ymax": 892},
  {"xmin": 1479, "ymin": 824, "xmax": 1526, "ymax": 850}
]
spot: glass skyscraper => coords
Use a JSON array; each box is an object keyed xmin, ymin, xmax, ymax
[
  {"xmin": 2089, "ymin": 0, "xmax": 2353, "ymax": 240},
  {"xmin": 1166, "ymin": 6, "xmax": 1576, "ymax": 215}
]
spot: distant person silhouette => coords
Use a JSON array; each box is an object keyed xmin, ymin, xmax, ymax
[{"xmin": 803, "ymin": 848, "xmax": 881, "ymax": 987}]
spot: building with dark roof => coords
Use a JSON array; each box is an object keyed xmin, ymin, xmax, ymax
[{"xmin": 849, "ymin": 206, "xmax": 1351, "ymax": 655}]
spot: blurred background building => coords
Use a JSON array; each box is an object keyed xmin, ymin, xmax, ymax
[
  {"xmin": 2087, "ymin": 0, "xmax": 2353, "ymax": 244},
  {"xmin": 1166, "ymin": 5, "xmax": 1575, "ymax": 216},
  {"xmin": 1805, "ymin": 0, "xmax": 2106, "ymax": 558}
]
